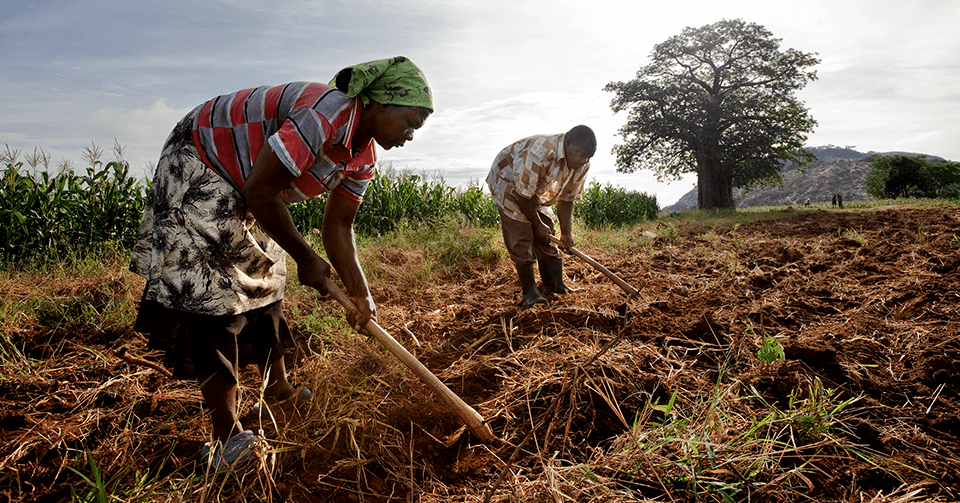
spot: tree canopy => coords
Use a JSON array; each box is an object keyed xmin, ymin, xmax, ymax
[
  {"xmin": 605, "ymin": 19, "xmax": 820, "ymax": 209},
  {"xmin": 864, "ymin": 155, "xmax": 960, "ymax": 199}
]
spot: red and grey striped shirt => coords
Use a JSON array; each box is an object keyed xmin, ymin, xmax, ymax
[{"xmin": 191, "ymin": 81, "xmax": 376, "ymax": 204}]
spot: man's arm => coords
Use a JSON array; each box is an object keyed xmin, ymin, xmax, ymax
[
  {"xmin": 517, "ymin": 194, "xmax": 552, "ymax": 243},
  {"xmin": 556, "ymin": 200, "xmax": 575, "ymax": 249}
]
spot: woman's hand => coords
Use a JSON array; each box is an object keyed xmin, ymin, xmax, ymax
[{"xmin": 296, "ymin": 255, "xmax": 333, "ymax": 295}]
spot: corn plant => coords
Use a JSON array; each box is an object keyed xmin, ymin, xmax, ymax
[
  {"xmin": 574, "ymin": 181, "xmax": 659, "ymax": 228},
  {"xmin": 0, "ymin": 158, "xmax": 146, "ymax": 267},
  {"xmin": 290, "ymin": 167, "xmax": 499, "ymax": 236}
]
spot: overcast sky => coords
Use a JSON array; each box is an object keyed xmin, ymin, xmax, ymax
[{"xmin": 2, "ymin": 0, "xmax": 958, "ymax": 206}]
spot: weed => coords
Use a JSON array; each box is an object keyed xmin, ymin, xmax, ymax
[
  {"xmin": 758, "ymin": 335, "xmax": 785, "ymax": 364},
  {"xmin": 577, "ymin": 464, "xmax": 599, "ymax": 482},
  {"xmin": 657, "ymin": 222, "xmax": 683, "ymax": 243},
  {"xmin": 840, "ymin": 227, "xmax": 867, "ymax": 245},
  {"xmin": 787, "ymin": 377, "xmax": 859, "ymax": 442},
  {"xmin": 710, "ymin": 256, "xmax": 743, "ymax": 287},
  {"xmin": 68, "ymin": 440, "xmax": 181, "ymax": 503}
]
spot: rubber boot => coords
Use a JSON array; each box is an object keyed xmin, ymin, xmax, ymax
[
  {"xmin": 540, "ymin": 256, "xmax": 573, "ymax": 295},
  {"xmin": 516, "ymin": 262, "xmax": 547, "ymax": 306},
  {"xmin": 538, "ymin": 259, "xmax": 556, "ymax": 294}
]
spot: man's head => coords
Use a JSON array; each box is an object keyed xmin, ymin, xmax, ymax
[{"xmin": 563, "ymin": 125, "xmax": 596, "ymax": 170}]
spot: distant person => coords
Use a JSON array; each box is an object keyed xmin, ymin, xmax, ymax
[
  {"xmin": 837, "ymin": 193, "xmax": 843, "ymax": 208},
  {"xmin": 486, "ymin": 126, "xmax": 596, "ymax": 306},
  {"xmin": 129, "ymin": 56, "xmax": 433, "ymax": 468},
  {"xmin": 832, "ymin": 193, "xmax": 837, "ymax": 207}
]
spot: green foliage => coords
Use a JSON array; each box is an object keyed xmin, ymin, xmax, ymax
[
  {"xmin": 290, "ymin": 167, "xmax": 499, "ymax": 236},
  {"xmin": 605, "ymin": 18, "xmax": 819, "ymax": 209},
  {"xmin": 292, "ymin": 309, "xmax": 350, "ymax": 341},
  {"xmin": 0, "ymin": 160, "xmax": 146, "ymax": 267},
  {"xmin": 286, "ymin": 187, "xmax": 327, "ymax": 233},
  {"xmin": 746, "ymin": 323, "xmax": 785, "ymax": 365},
  {"xmin": 926, "ymin": 161, "xmax": 960, "ymax": 198},
  {"xmin": 68, "ymin": 441, "xmax": 178, "ymax": 503},
  {"xmin": 3, "ymin": 141, "xmax": 668, "ymax": 270},
  {"xmin": 862, "ymin": 157, "xmax": 890, "ymax": 199},
  {"xmin": 757, "ymin": 335, "xmax": 785, "ymax": 363},
  {"xmin": 865, "ymin": 155, "xmax": 960, "ymax": 199},
  {"xmin": 359, "ymin": 214, "xmax": 503, "ymax": 283},
  {"xmin": 573, "ymin": 182, "xmax": 659, "ymax": 228},
  {"xmin": 3, "ymin": 149, "xmax": 503, "ymax": 266},
  {"xmin": 787, "ymin": 378, "xmax": 859, "ymax": 442},
  {"xmin": 656, "ymin": 222, "xmax": 683, "ymax": 243},
  {"xmin": 427, "ymin": 217, "xmax": 503, "ymax": 268}
]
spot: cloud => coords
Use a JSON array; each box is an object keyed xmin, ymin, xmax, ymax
[
  {"xmin": 2, "ymin": 0, "xmax": 958, "ymax": 207},
  {"xmin": 0, "ymin": 93, "xmax": 191, "ymax": 175},
  {"xmin": 84, "ymin": 99, "xmax": 193, "ymax": 173}
]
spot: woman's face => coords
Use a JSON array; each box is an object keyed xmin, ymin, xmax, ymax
[{"xmin": 372, "ymin": 105, "xmax": 430, "ymax": 150}]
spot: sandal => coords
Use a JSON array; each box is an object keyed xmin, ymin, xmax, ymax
[
  {"xmin": 199, "ymin": 430, "xmax": 258, "ymax": 470},
  {"xmin": 271, "ymin": 387, "xmax": 312, "ymax": 406}
]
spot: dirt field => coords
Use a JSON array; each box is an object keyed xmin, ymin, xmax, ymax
[{"xmin": 2, "ymin": 205, "xmax": 958, "ymax": 502}]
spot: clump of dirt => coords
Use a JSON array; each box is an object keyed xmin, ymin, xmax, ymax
[{"xmin": 1, "ymin": 205, "xmax": 959, "ymax": 502}]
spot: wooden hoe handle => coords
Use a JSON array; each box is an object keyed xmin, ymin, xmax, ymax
[
  {"xmin": 549, "ymin": 235, "xmax": 640, "ymax": 299},
  {"xmin": 323, "ymin": 278, "xmax": 496, "ymax": 443}
]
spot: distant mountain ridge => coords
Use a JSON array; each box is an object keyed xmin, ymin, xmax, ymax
[{"xmin": 662, "ymin": 146, "xmax": 948, "ymax": 212}]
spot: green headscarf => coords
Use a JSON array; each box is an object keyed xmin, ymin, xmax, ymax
[{"xmin": 330, "ymin": 56, "xmax": 433, "ymax": 112}]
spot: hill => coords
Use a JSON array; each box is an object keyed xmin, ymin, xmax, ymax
[{"xmin": 663, "ymin": 146, "xmax": 947, "ymax": 211}]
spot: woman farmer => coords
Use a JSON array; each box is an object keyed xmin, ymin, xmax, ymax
[{"xmin": 129, "ymin": 56, "xmax": 433, "ymax": 467}]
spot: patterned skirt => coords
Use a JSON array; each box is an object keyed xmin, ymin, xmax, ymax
[
  {"xmin": 130, "ymin": 108, "xmax": 287, "ymax": 316},
  {"xmin": 130, "ymin": 109, "xmax": 293, "ymax": 379}
]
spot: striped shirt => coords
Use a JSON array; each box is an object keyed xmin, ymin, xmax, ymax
[
  {"xmin": 191, "ymin": 81, "xmax": 376, "ymax": 205},
  {"xmin": 486, "ymin": 133, "xmax": 590, "ymax": 222}
]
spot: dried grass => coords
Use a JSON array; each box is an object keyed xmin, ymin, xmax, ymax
[{"xmin": 2, "ymin": 206, "xmax": 960, "ymax": 501}]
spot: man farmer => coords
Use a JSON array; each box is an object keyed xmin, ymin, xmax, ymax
[{"xmin": 486, "ymin": 125, "xmax": 597, "ymax": 306}]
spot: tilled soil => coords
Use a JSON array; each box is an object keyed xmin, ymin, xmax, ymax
[{"xmin": 1, "ymin": 205, "xmax": 958, "ymax": 502}]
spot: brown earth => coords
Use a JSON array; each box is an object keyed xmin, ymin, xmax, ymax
[{"xmin": 1, "ymin": 205, "xmax": 959, "ymax": 502}]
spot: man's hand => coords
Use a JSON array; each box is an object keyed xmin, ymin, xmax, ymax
[
  {"xmin": 346, "ymin": 294, "xmax": 377, "ymax": 332},
  {"xmin": 559, "ymin": 232, "xmax": 575, "ymax": 250},
  {"xmin": 532, "ymin": 220, "xmax": 552, "ymax": 244}
]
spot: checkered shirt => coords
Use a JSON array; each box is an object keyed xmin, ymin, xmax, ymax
[{"xmin": 485, "ymin": 133, "xmax": 590, "ymax": 222}]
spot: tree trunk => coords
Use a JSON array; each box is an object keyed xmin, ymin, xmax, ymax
[
  {"xmin": 696, "ymin": 100, "xmax": 736, "ymax": 210},
  {"xmin": 696, "ymin": 157, "xmax": 736, "ymax": 210}
]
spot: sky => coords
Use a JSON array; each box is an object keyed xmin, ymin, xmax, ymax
[{"xmin": 2, "ymin": 0, "xmax": 958, "ymax": 206}]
